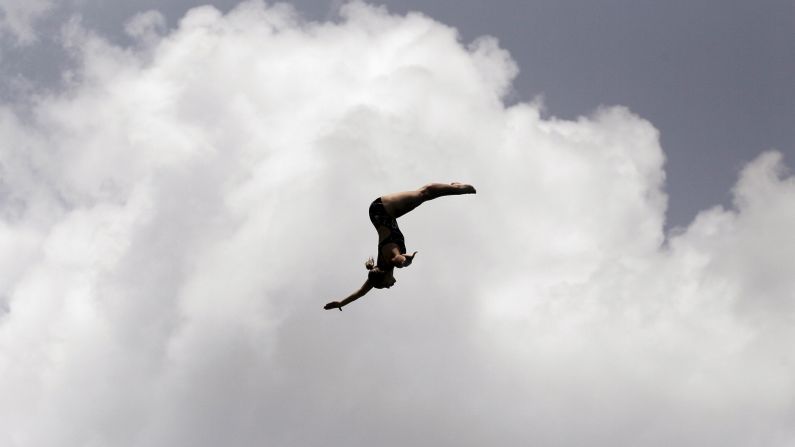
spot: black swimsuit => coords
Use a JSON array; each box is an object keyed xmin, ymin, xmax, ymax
[{"xmin": 368, "ymin": 197, "xmax": 407, "ymax": 254}]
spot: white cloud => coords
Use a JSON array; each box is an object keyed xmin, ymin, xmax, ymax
[
  {"xmin": 124, "ymin": 10, "xmax": 167, "ymax": 45},
  {"xmin": 0, "ymin": 0, "xmax": 54, "ymax": 44},
  {"xmin": 0, "ymin": 1, "xmax": 793, "ymax": 446}
]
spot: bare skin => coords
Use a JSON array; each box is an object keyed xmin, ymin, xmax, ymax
[{"xmin": 324, "ymin": 182, "xmax": 476, "ymax": 311}]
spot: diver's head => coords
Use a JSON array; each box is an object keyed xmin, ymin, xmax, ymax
[{"xmin": 365, "ymin": 257, "xmax": 397, "ymax": 289}]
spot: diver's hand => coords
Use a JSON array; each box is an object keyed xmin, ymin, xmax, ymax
[
  {"xmin": 403, "ymin": 251, "xmax": 418, "ymax": 267},
  {"xmin": 324, "ymin": 301, "xmax": 343, "ymax": 311}
]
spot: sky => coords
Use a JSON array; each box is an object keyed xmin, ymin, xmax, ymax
[{"xmin": 0, "ymin": 1, "xmax": 793, "ymax": 446}]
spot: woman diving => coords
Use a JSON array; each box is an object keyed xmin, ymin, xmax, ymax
[{"xmin": 324, "ymin": 182, "xmax": 476, "ymax": 311}]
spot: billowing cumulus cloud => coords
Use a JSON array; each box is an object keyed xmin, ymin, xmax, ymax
[{"xmin": 0, "ymin": 1, "xmax": 793, "ymax": 446}]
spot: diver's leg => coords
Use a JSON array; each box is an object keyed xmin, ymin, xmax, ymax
[
  {"xmin": 381, "ymin": 182, "xmax": 476, "ymax": 218},
  {"xmin": 421, "ymin": 182, "xmax": 476, "ymax": 198}
]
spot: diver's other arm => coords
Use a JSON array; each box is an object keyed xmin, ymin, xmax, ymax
[{"xmin": 392, "ymin": 251, "xmax": 418, "ymax": 268}]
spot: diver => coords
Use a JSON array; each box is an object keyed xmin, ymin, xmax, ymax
[{"xmin": 324, "ymin": 182, "xmax": 476, "ymax": 311}]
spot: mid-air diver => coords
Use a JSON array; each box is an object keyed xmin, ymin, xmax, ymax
[{"xmin": 324, "ymin": 182, "xmax": 476, "ymax": 311}]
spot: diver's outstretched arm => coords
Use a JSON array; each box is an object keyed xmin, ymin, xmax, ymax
[{"xmin": 324, "ymin": 280, "xmax": 373, "ymax": 311}]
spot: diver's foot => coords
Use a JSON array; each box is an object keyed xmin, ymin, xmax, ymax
[{"xmin": 451, "ymin": 182, "xmax": 476, "ymax": 194}]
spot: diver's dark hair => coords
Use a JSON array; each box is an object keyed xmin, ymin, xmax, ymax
[{"xmin": 365, "ymin": 257, "xmax": 388, "ymax": 289}]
